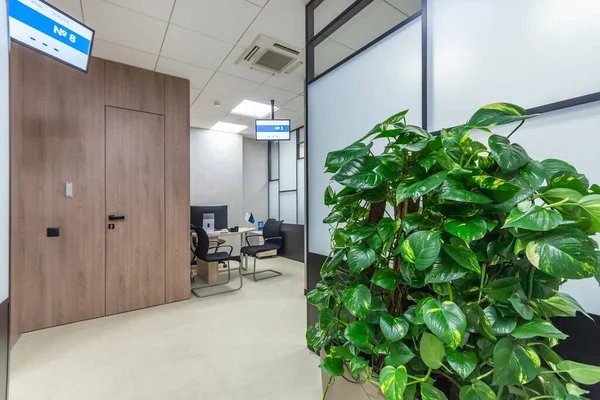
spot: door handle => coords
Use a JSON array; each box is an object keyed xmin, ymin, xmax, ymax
[{"xmin": 108, "ymin": 215, "xmax": 125, "ymax": 221}]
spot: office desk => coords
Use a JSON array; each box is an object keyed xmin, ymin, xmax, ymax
[
  {"xmin": 196, "ymin": 228, "xmax": 254, "ymax": 284},
  {"xmin": 249, "ymin": 230, "xmax": 278, "ymax": 258}
]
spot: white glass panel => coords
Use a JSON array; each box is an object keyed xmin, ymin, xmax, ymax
[
  {"xmin": 428, "ymin": 0, "xmax": 600, "ymax": 131},
  {"xmin": 469, "ymin": 101, "xmax": 600, "ymax": 314},
  {"xmin": 279, "ymin": 191, "xmax": 297, "ymax": 225},
  {"xmin": 299, "ymin": 142, "xmax": 305, "ymax": 159},
  {"xmin": 278, "ymin": 129, "xmax": 297, "ymax": 191},
  {"xmin": 270, "ymin": 141, "xmax": 278, "ymax": 180},
  {"xmin": 268, "ymin": 181, "xmax": 279, "ymax": 220},
  {"xmin": 308, "ymin": 17, "xmax": 422, "ymax": 256},
  {"xmin": 0, "ymin": 0, "xmax": 9, "ymax": 302},
  {"xmin": 297, "ymin": 159, "xmax": 305, "ymax": 224},
  {"xmin": 298, "ymin": 127, "xmax": 305, "ymax": 143},
  {"xmin": 314, "ymin": 0, "xmax": 355, "ymax": 34}
]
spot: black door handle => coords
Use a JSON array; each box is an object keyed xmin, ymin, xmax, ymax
[{"xmin": 108, "ymin": 215, "xmax": 125, "ymax": 221}]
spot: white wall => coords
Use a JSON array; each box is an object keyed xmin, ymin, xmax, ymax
[
  {"xmin": 0, "ymin": 0, "xmax": 9, "ymax": 303},
  {"xmin": 307, "ymin": 17, "xmax": 422, "ymax": 257},
  {"xmin": 242, "ymin": 138, "xmax": 268, "ymax": 224}
]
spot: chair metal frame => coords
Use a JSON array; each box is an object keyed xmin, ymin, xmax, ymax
[{"xmin": 241, "ymin": 235, "xmax": 283, "ymax": 281}]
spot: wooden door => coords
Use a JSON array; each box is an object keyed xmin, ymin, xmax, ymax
[{"xmin": 105, "ymin": 107, "xmax": 165, "ymax": 315}]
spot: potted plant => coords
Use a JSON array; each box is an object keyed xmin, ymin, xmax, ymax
[{"xmin": 306, "ymin": 103, "xmax": 600, "ymax": 400}]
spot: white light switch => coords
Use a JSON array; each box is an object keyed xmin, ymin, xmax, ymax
[{"xmin": 66, "ymin": 182, "xmax": 73, "ymax": 198}]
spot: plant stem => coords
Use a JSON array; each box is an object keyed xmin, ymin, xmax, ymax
[
  {"xmin": 447, "ymin": 282, "xmax": 453, "ymax": 301},
  {"xmin": 475, "ymin": 369, "xmax": 494, "ymax": 380},
  {"xmin": 527, "ymin": 265, "xmax": 536, "ymax": 300},
  {"xmin": 478, "ymin": 263, "xmax": 487, "ymax": 303},
  {"xmin": 542, "ymin": 198, "xmax": 571, "ymax": 209},
  {"xmin": 322, "ymin": 376, "xmax": 334, "ymax": 400},
  {"xmin": 530, "ymin": 396, "xmax": 554, "ymax": 400},
  {"xmin": 506, "ymin": 120, "xmax": 524, "ymax": 139}
]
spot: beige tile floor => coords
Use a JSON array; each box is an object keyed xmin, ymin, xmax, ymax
[{"xmin": 9, "ymin": 257, "xmax": 322, "ymax": 400}]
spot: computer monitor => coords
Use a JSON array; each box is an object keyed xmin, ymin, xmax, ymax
[{"xmin": 191, "ymin": 205, "xmax": 228, "ymax": 230}]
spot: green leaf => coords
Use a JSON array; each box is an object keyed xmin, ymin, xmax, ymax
[
  {"xmin": 541, "ymin": 159, "xmax": 578, "ymax": 180},
  {"xmin": 379, "ymin": 365, "xmax": 408, "ymax": 400},
  {"xmin": 485, "ymin": 160, "xmax": 546, "ymax": 213},
  {"xmin": 321, "ymin": 249, "xmax": 345, "ymax": 277},
  {"xmin": 566, "ymin": 383, "xmax": 590, "ymax": 396},
  {"xmin": 372, "ymin": 268, "xmax": 396, "ymax": 290},
  {"xmin": 424, "ymin": 258, "xmax": 468, "ymax": 284},
  {"xmin": 378, "ymin": 217, "xmax": 402, "ymax": 241},
  {"xmin": 549, "ymin": 171, "xmax": 589, "ymax": 194},
  {"xmin": 578, "ymin": 194, "xmax": 600, "ymax": 231},
  {"xmin": 467, "ymin": 102, "xmax": 532, "ymax": 127},
  {"xmin": 401, "ymin": 230, "xmax": 441, "ymax": 270},
  {"xmin": 350, "ymin": 356, "xmax": 369, "ymax": 376},
  {"xmin": 446, "ymin": 348, "xmax": 477, "ymax": 380},
  {"xmin": 325, "ymin": 142, "xmax": 371, "ymax": 172},
  {"xmin": 469, "ymin": 175, "xmax": 521, "ymax": 192},
  {"xmin": 437, "ymin": 178, "xmax": 493, "ymax": 204},
  {"xmin": 541, "ymin": 187, "xmax": 584, "ymax": 204},
  {"xmin": 465, "ymin": 303, "xmax": 497, "ymax": 342},
  {"xmin": 443, "ymin": 237, "xmax": 481, "ymax": 274},
  {"xmin": 347, "ymin": 244, "xmax": 376, "ymax": 274},
  {"xmin": 488, "ymin": 134, "xmax": 530, "ymax": 173},
  {"xmin": 508, "ymin": 290, "xmax": 534, "ymax": 320},
  {"xmin": 420, "ymin": 332, "xmax": 446, "ymax": 369},
  {"xmin": 444, "ymin": 216, "xmax": 487, "ymax": 242},
  {"xmin": 318, "ymin": 309, "xmax": 335, "ymax": 329},
  {"xmin": 348, "ymin": 225, "xmax": 377, "ymax": 242},
  {"xmin": 492, "ymin": 336, "xmax": 541, "ymax": 385},
  {"xmin": 526, "ymin": 228, "xmax": 598, "ymax": 279},
  {"xmin": 484, "ymin": 305, "xmax": 517, "ymax": 335},
  {"xmin": 483, "ymin": 277, "xmax": 521, "ymax": 303},
  {"xmin": 344, "ymin": 321, "xmax": 371, "ymax": 348},
  {"xmin": 332, "ymin": 157, "xmax": 383, "ymax": 190},
  {"xmin": 537, "ymin": 292, "xmax": 593, "ymax": 321},
  {"xmin": 383, "ymin": 110, "xmax": 409, "ymax": 126},
  {"xmin": 342, "ymin": 285, "xmax": 372, "ymax": 319},
  {"xmin": 398, "ymin": 172, "xmax": 448, "ymax": 203},
  {"xmin": 459, "ymin": 380, "xmax": 496, "ymax": 400},
  {"xmin": 324, "ymin": 186, "xmax": 336, "ymax": 205},
  {"xmin": 503, "ymin": 205, "xmax": 562, "ymax": 232},
  {"xmin": 539, "ymin": 343, "xmax": 561, "ymax": 365},
  {"xmin": 421, "ymin": 298, "xmax": 467, "ymax": 349},
  {"xmin": 421, "ymin": 382, "xmax": 449, "ymax": 400},
  {"xmin": 404, "ymin": 385, "xmax": 417, "ymax": 400},
  {"xmin": 329, "ymin": 346, "xmax": 354, "ymax": 360},
  {"xmin": 380, "ymin": 314, "xmax": 410, "ymax": 343},
  {"xmin": 557, "ymin": 360, "xmax": 600, "ymax": 385},
  {"xmin": 511, "ymin": 319, "xmax": 568, "ymax": 339},
  {"xmin": 385, "ymin": 341, "xmax": 415, "ymax": 367},
  {"xmin": 321, "ymin": 355, "xmax": 344, "ymax": 376}
]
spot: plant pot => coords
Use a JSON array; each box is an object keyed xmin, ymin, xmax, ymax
[{"xmin": 320, "ymin": 352, "xmax": 385, "ymax": 400}]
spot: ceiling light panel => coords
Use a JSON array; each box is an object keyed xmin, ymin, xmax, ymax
[
  {"xmin": 231, "ymin": 100, "xmax": 278, "ymax": 118},
  {"xmin": 211, "ymin": 121, "xmax": 248, "ymax": 134}
]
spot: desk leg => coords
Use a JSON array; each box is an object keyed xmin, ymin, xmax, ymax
[{"xmin": 241, "ymin": 232, "xmax": 248, "ymax": 271}]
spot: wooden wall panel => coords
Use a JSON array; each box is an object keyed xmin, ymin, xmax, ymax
[
  {"xmin": 10, "ymin": 44, "xmax": 106, "ymax": 334},
  {"xmin": 165, "ymin": 76, "xmax": 191, "ymax": 302},
  {"xmin": 105, "ymin": 61, "xmax": 165, "ymax": 115}
]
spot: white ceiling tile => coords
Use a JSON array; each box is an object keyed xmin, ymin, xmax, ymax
[
  {"xmin": 204, "ymin": 72, "xmax": 261, "ymax": 99},
  {"xmin": 102, "ymin": 0, "xmax": 175, "ymax": 21},
  {"xmin": 221, "ymin": 113, "xmax": 256, "ymax": 129},
  {"xmin": 238, "ymin": 0, "xmax": 306, "ymax": 49},
  {"xmin": 82, "ymin": 0, "xmax": 167, "ymax": 54},
  {"xmin": 276, "ymin": 108, "xmax": 304, "ymax": 130},
  {"xmin": 245, "ymin": 0, "xmax": 267, "ymax": 6},
  {"xmin": 218, "ymin": 46, "xmax": 273, "ymax": 84},
  {"xmin": 384, "ymin": 0, "xmax": 421, "ymax": 16},
  {"xmin": 247, "ymin": 85, "xmax": 298, "ymax": 108},
  {"xmin": 264, "ymin": 73, "xmax": 304, "ymax": 94},
  {"xmin": 282, "ymin": 95, "xmax": 304, "ymax": 114},
  {"xmin": 313, "ymin": 0, "xmax": 354, "ymax": 33},
  {"xmin": 156, "ymin": 57, "xmax": 214, "ymax": 90},
  {"xmin": 330, "ymin": 1, "xmax": 407, "ymax": 50},
  {"xmin": 190, "ymin": 89, "xmax": 201, "ymax": 105},
  {"xmin": 190, "ymin": 90, "xmax": 241, "ymax": 121},
  {"xmin": 171, "ymin": 0, "xmax": 261, "ymax": 45},
  {"xmin": 46, "ymin": 0, "xmax": 83, "ymax": 21},
  {"xmin": 92, "ymin": 39, "xmax": 158, "ymax": 70},
  {"xmin": 160, "ymin": 24, "xmax": 233, "ymax": 70},
  {"xmin": 314, "ymin": 38, "xmax": 353, "ymax": 76}
]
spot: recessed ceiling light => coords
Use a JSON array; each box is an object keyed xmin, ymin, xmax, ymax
[
  {"xmin": 231, "ymin": 99, "xmax": 279, "ymax": 118},
  {"xmin": 211, "ymin": 121, "xmax": 248, "ymax": 134}
]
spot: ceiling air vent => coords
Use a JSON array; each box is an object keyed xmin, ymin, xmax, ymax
[{"xmin": 236, "ymin": 34, "xmax": 303, "ymax": 75}]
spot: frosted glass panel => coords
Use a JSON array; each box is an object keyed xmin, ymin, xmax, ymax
[
  {"xmin": 428, "ymin": 0, "xmax": 600, "ymax": 131},
  {"xmin": 269, "ymin": 142, "xmax": 278, "ymax": 180},
  {"xmin": 308, "ymin": 17, "xmax": 422, "ymax": 256},
  {"xmin": 469, "ymin": 101, "xmax": 600, "ymax": 315},
  {"xmin": 314, "ymin": 0, "xmax": 355, "ymax": 34},
  {"xmin": 268, "ymin": 181, "xmax": 279, "ymax": 220},
  {"xmin": 279, "ymin": 191, "xmax": 297, "ymax": 225},
  {"xmin": 297, "ymin": 159, "xmax": 305, "ymax": 224},
  {"xmin": 0, "ymin": 0, "xmax": 8, "ymax": 302},
  {"xmin": 279, "ymin": 129, "xmax": 297, "ymax": 191}
]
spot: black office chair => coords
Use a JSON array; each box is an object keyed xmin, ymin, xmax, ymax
[
  {"xmin": 241, "ymin": 219, "xmax": 284, "ymax": 281},
  {"xmin": 190, "ymin": 226, "xmax": 242, "ymax": 298}
]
